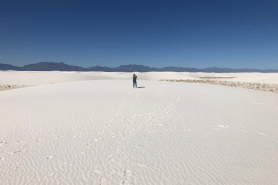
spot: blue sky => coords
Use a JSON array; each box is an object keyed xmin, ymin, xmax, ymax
[{"xmin": 1, "ymin": 0, "xmax": 278, "ymax": 69}]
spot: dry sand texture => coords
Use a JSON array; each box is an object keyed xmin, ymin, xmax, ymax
[
  {"xmin": 1, "ymin": 72, "xmax": 278, "ymax": 184},
  {"xmin": 161, "ymin": 79, "xmax": 278, "ymax": 93}
]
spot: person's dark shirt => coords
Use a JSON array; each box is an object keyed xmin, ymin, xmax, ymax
[{"xmin": 133, "ymin": 75, "xmax": 137, "ymax": 82}]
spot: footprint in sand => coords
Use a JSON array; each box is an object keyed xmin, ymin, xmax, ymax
[
  {"xmin": 14, "ymin": 141, "xmax": 25, "ymax": 144},
  {"xmin": 253, "ymin": 102, "xmax": 267, "ymax": 105},
  {"xmin": 241, "ymin": 130, "xmax": 249, "ymax": 133},
  {"xmin": 84, "ymin": 145, "xmax": 90, "ymax": 149},
  {"xmin": 106, "ymin": 155, "xmax": 115, "ymax": 163},
  {"xmin": 0, "ymin": 141, "xmax": 6, "ymax": 147},
  {"xmin": 218, "ymin": 125, "xmax": 229, "ymax": 128},
  {"xmin": 93, "ymin": 138, "xmax": 102, "ymax": 142}
]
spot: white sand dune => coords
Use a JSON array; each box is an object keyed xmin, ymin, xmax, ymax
[
  {"xmin": 2, "ymin": 71, "xmax": 278, "ymax": 86},
  {"xmin": 0, "ymin": 71, "xmax": 195, "ymax": 86},
  {"xmin": 1, "ymin": 72, "xmax": 278, "ymax": 184},
  {"xmin": 194, "ymin": 72, "xmax": 278, "ymax": 84}
]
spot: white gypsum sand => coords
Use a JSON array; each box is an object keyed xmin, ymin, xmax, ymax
[
  {"xmin": 2, "ymin": 71, "xmax": 278, "ymax": 86},
  {"xmin": 0, "ymin": 72, "xmax": 278, "ymax": 184},
  {"xmin": 162, "ymin": 79, "xmax": 278, "ymax": 93}
]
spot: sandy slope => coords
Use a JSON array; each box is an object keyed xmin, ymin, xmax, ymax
[{"xmin": 1, "ymin": 79, "xmax": 278, "ymax": 184}]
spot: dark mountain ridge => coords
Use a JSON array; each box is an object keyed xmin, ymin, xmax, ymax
[
  {"xmin": 1, "ymin": 62, "xmax": 278, "ymax": 73},
  {"xmin": 22, "ymin": 62, "xmax": 86, "ymax": 71},
  {"xmin": 0, "ymin": 63, "xmax": 21, "ymax": 70}
]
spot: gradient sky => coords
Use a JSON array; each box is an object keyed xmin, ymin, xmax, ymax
[{"xmin": 1, "ymin": 0, "xmax": 278, "ymax": 69}]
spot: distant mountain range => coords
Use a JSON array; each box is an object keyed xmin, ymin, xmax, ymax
[{"xmin": 1, "ymin": 62, "xmax": 278, "ymax": 73}]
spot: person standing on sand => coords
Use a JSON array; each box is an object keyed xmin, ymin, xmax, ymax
[{"xmin": 133, "ymin": 73, "xmax": 137, "ymax": 88}]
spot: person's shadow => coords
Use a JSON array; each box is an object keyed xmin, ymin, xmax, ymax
[{"xmin": 137, "ymin": 86, "xmax": 145, "ymax": 88}]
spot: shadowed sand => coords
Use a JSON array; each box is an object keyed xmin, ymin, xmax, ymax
[{"xmin": 0, "ymin": 85, "xmax": 29, "ymax": 91}]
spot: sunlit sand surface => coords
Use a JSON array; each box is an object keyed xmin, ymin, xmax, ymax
[{"xmin": 1, "ymin": 71, "xmax": 278, "ymax": 184}]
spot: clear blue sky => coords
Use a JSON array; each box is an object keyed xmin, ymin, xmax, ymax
[{"xmin": 1, "ymin": 0, "xmax": 278, "ymax": 69}]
